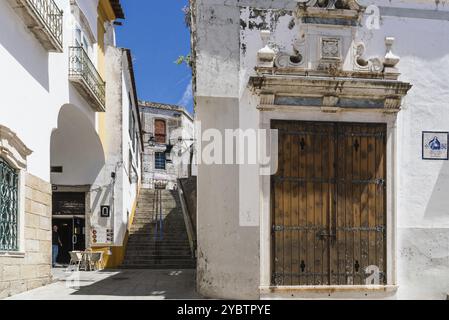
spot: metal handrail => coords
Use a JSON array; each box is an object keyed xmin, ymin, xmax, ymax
[
  {"xmin": 26, "ymin": 0, "xmax": 63, "ymax": 47},
  {"xmin": 177, "ymin": 179, "xmax": 196, "ymax": 258},
  {"xmin": 154, "ymin": 189, "xmax": 164, "ymax": 241},
  {"xmin": 69, "ymin": 46, "xmax": 106, "ymax": 107}
]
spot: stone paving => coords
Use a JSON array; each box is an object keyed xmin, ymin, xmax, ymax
[{"xmin": 5, "ymin": 268, "xmax": 202, "ymax": 300}]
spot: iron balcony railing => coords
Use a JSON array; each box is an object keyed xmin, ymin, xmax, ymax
[
  {"xmin": 69, "ymin": 46, "xmax": 106, "ymax": 111},
  {"xmin": 25, "ymin": 0, "xmax": 63, "ymax": 49}
]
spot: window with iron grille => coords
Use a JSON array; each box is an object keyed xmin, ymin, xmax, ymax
[
  {"xmin": 155, "ymin": 152, "xmax": 166, "ymax": 170},
  {"xmin": 154, "ymin": 119, "xmax": 167, "ymax": 144},
  {"xmin": 0, "ymin": 158, "xmax": 19, "ymax": 252}
]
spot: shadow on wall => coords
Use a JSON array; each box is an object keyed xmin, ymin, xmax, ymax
[
  {"xmin": 0, "ymin": 1, "xmax": 49, "ymax": 91},
  {"xmin": 50, "ymin": 104, "xmax": 105, "ymax": 186},
  {"xmin": 424, "ymin": 160, "xmax": 449, "ymax": 222}
]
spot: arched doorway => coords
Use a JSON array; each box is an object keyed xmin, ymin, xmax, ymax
[{"xmin": 50, "ymin": 105, "xmax": 105, "ymax": 264}]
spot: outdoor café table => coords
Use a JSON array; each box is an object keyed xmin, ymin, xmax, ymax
[{"xmin": 80, "ymin": 251, "xmax": 94, "ymax": 271}]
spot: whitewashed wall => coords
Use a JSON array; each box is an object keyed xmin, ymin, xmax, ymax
[
  {"xmin": 89, "ymin": 47, "xmax": 142, "ymax": 247},
  {"xmin": 0, "ymin": 0, "xmax": 102, "ymax": 183},
  {"xmin": 194, "ymin": 0, "xmax": 449, "ymax": 299},
  {"xmin": 0, "ymin": 0, "xmax": 139, "ymax": 253}
]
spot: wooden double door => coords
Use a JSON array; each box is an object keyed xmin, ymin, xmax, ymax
[{"xmin": 271, "ymin": 121, "xmax": 387, "ymax": 286}]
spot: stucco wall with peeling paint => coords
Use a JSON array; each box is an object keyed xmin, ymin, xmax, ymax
[{"xmin": 193, "ymin": 0, "xmax": 449, "ymax": 299}]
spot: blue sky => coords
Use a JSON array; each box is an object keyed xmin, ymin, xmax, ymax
[{"xmin": 116, "ymin": 0, "xmax": 193, "ymax": 114}]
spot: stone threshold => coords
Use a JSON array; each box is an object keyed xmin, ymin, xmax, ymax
[{"xmin": 260, "ymin": 285, "xmax": 399, "ymax": 299}]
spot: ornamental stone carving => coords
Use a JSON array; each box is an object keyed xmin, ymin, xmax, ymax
[
  {"xmin": 321, "ymin": 38, "xmax": 340, "ymax": 60},
  {"xmin": 273, "ymin": 35, "xmax": 306, "ymax": 68},
  {"xmin": 0, "ymin": 125, "xmax": 32, "ymax": 170},
  {"xmin": 353, "ymin": 42, "xmax": 384, "ymax": 73},
  {"xmin": 297, "ymin": 0, "xmax": 363, "ymax": 10},
  {"xmin": 257, "ymin": 30, "xmax": 276, "ymax": 67}
]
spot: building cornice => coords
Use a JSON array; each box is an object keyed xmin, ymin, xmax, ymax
[{"xmin": 250, "ymin": 73, "xmax": 412, "ymax": 113}]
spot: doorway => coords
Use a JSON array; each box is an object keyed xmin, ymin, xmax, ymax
[
  {"xmin": 52, "ymin": 217, "xmax": 86, "ymax": 264},
  {"xmin": 271, "ymin": 121, "xmax": 387, "ymax": 286},
  {"xmin": 52, "ymin": 192, "xmax": 87, "ymax": 265}
]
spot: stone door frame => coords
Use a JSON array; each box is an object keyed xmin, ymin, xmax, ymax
[{"xmin": 259, "ymin": 109, "xmax": 399, "ymax": 299}]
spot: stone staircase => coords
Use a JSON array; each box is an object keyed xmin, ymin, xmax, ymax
[{"xmin": 121, "ymin": 189, "xmax": 195, "ymax": 269}]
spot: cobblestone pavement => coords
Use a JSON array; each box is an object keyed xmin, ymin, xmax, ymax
[{"xmin": 6, "ymin": 268, "xmax": 202, "ymax": 300}]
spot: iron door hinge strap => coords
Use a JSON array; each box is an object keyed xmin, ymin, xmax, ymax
[
  {"xmin": 336, "ymin": 226, "xmax": 386, "ymax": 233},
  {"xmin": 272, "ymin": 225, "xmax": 322, "ymax": 232}
]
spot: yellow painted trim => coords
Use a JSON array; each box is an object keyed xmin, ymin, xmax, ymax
[
  {"xmin": 97, "ymin": 2, "xmax": 108, "ymax": 151},
  {"xmin": 98, "ymin": 0, "xmax": 116, "ymax": 21}
]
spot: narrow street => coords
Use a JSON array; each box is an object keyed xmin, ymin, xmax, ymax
[{"xmin": 6, "ymin": 269, "xmax": 200, "ymax": 300}]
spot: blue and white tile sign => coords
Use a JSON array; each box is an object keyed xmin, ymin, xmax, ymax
[{"xmin": 423, "ymin": 131, "xmax": 449, "ymax": 160}]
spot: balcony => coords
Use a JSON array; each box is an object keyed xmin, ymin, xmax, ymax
[
  {"xmin": 69, "ymin": 47, "xmax": 106, "ymax": 112},
  {"xmin": 7, "ymin": 0, "xmax": 63, "ymax": 52}
]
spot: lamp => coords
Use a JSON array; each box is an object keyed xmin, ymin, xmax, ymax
[
  {"xmin": 148, "ymin": 135, "xmax": 156, "ymax": 147},
  {"xmin": 165, "ymin": 142, "xmax": 174, "ymax": 163}
]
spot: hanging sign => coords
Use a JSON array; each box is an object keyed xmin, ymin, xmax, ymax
[{"xmin": 422, "ymin": 131, "xmax": 449, "ymax": 160}]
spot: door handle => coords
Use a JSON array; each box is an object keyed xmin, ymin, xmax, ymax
[{"xmin": 73, "ymin": 235, "xmax": 77, "ymax": 245}]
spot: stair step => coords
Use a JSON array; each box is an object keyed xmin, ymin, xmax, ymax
[
  {"xmin": 121, "ymin": 188, "xmax": 195, "ymax": 270},
  {"xmin": 122, "ymin": 260, "xmax": 195, "ymax": 265},
  {"xmin": 127, "ymin": 240, "xmax": 191, "ymax": 244},
  {"xmin": 126, "ymin": 250, "xmax": 192, "ymax": 255},
  {"xmin": 124, "ymin": 255, "xmax": 193, "ymax": 260},
  {"xmin": 120, "ymin": 265, "xmax": 195, "ymax": 270}
]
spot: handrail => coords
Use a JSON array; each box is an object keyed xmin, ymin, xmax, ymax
[
  {"xmin": 177, "ymin": 179, "xmax": 196, "ymax": 258},
  {"xmin": 153, "ymin": 189, "xmax": 164, "ymax": 241},
  {"xmin": 26, "ymin": 0, "xmax": 63, "ymax": 47},
  {"xmin": 68, "ymin": 46, "xmax": 106, "ymax": 108}
]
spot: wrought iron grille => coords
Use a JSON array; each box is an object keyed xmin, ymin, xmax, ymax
[
  {"xmin": 155, "ymin": 152, "xmax": 167, "ymax": 170},
  {"xmin": 69, "ymin": 46, "xmax": 106, "ymax": 107},
  {"xmin": 26, "ymin": 0, "xmax": 63, "ymax": 48},
  {"xmin": 0, "ymin": 158, "xmax": 19, "ymax": 252}
]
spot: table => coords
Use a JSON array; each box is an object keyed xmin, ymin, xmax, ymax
[{"xmin": 78, "ymin": 251, "xmax": 103, "ymax": 271}]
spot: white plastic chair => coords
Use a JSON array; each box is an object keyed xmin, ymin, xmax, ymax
[
  {"xmin": 67, "ymin": 251, "xmax": 83, "ymax": 272},
  {"xmin": 89, "ymin": 252, "xmax": 104, "ymax": 271}
]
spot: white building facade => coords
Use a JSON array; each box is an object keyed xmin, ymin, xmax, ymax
[
  {"xmin": 0, "ymin": 0, "xmax": 141, "ymax": 297},
  {"xmin": 139, "ymin": 102, "xmax": 194, "ymax": 190},
  {"xmin": 191, "ymin": 0, "xmax": 449, "ymax": 299}
]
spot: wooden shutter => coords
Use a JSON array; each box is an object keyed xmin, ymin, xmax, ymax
[{"xmin": 155, "ymin": 120, "xmax": 167, "ymax": 144}]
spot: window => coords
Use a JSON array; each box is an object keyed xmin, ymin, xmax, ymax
[
  {"xmin": 0, "ymin": 157, "xmax": 19, "ymax": 252},
  {"xmin": 154, "ymin": 119, "xmax": 167, "ymax": 144},
  {"xmin": 155, "ymin": 152, "xmax": 166, "ymax": 170},
  {"xmin": 128, "ymin": 93, "xmax": 134, "ymax": 138},
  {"xmin": 74, "ymin": 24, "xmax": 92, "ymax": 58},
  {"xmin": 129, "ymin": 96, "xmax": 137, "ymax": 152},
  {"xmin": 128, "ymin": 150, "xmax": 133, "ymax": 183}
]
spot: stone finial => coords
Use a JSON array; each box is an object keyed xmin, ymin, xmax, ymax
[
  {"xmin": 257, "ymin": 30, "xmax": 276, "ymax": 67},
  {"xmin": 383, "ymin": 37, "xmax": 400, "ymax": 78},
  {"xmin": 384, "ymin": 37, "xmax": 400, "ymax": 69}
]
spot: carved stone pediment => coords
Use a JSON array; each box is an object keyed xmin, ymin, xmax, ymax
[
  {"xmin": 300, "ymin": 0, "xmax": 363, "ymax": 11},
  {"xmin": 0, "ymin": 125, "xmax": 32, "ymax": 170},
  {"xmin": 296, "ymin": 0, "xmax": 365, "ymax": 26}
]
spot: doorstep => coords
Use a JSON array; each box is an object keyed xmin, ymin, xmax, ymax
[{"xmin": 260, "ymin": 285, "xmax": 399, "ymax": 300}]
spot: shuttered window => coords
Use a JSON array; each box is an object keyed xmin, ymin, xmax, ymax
[
  {"xmin": 154, "ymin": 119, "xmax": 167, "ymax": 144},
  {"xmin": 0, "ymin": 157, "xmax": 19, "ymax": 252}
]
